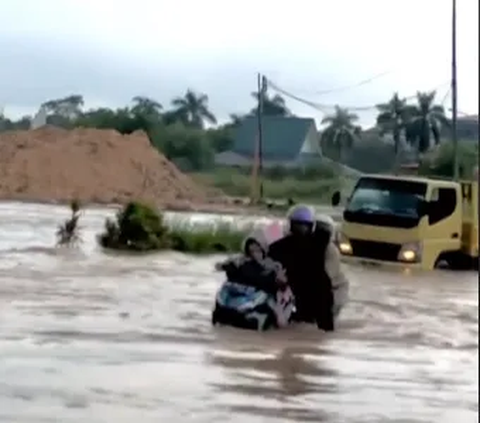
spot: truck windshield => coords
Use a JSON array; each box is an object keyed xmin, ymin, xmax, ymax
[{"xmin": 344, "ymin": 177, "xmax": 427, "ymax": 228}]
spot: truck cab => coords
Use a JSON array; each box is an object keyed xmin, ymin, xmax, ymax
[{"xmin": 331, "ymin": 174, "xmax": 478, "ymax": 270}]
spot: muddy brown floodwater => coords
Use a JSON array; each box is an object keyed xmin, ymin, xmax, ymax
[{"xmin": 0, "ymin": 202, "xmax": 477, "ymax": 423}]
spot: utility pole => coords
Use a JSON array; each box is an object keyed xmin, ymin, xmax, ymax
[
  {"xmin": 451, "ymin": 0, "xmax": 459, "ymax": 179},
  {"xmin": 256, "ymin": 73, "xmax": 266, "ymax": 201}
]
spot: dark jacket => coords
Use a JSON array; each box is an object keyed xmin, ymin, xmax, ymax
[
  {"xmin": 268, "ymin": 224, "xmax": 335, "ymax": 331},
  {"xmin": 220, "ymin": 259, "xmax": 279, "ymax": 295}
]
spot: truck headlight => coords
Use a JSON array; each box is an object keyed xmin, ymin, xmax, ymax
[
  {"xmin": 337, "ymin": 233, "xmax": 352, "ymax": 255},
  {"xmin": 398, "ymin": 241, "xmax": 422, "ymax": 262}
]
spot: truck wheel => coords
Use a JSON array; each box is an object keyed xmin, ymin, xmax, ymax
[
  {"xmin": 212, "ymin": 309, "xmax": 219, "ymax": 325},
  {"xmin": 445, "ymin": 252, "xmax": 474, "ymax": 271}
]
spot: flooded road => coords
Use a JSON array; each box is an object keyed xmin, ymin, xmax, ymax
[{"xmin": 0, "ymin": 202, "xmax": 477, "ymax": 423}]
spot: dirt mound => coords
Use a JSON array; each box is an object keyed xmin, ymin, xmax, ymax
[{"xmin": 0, "ymin": 126, "xmax": 221, "ymax": 207}]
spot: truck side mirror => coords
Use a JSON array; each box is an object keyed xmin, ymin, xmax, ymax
[{"xmin": 331, "ymin": 191, "xmax": 341, "ymax": 207}]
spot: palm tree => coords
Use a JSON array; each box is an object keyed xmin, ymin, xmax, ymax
[
  {"xmin": 224, "ymin": 113, "xmax": 245, "ymax": 128},
  {"xmin": 250, "ymin": 91, "xmax": 291, "ymax": 116},
  {"xmin": 407, "ymin": 91, "xmax": 449, "ymax": 154},
  {"xmin": 170, "ymin": 89, "xmax": 217, "ymax": 129},
  {"xmin": 320, "ymin": 106, "xmax": 361, "ymax": 162},
  {"xmin": 376, "ymin": 93, "xmax": 412, "ymax": 156},
  {"xmin": 229, "ymin": 113, "xmax": 244, "ymax": 124},
  {"xmin": 131, "ymin": 96, "xmax": 162, "ymax": 119}
]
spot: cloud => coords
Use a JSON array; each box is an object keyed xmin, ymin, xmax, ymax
[{"xmin": 0, "ymin": 0, "xmax": 477, "ymax": 126}]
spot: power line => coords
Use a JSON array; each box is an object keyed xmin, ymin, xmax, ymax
[
  {"xmin": 289, "ymin": 70, "xmax": 393, "ymax": 96},
  {"xmin": 267, "ymin": 77, "xmax": 450, "ymax": 113},
  {"xmin": 447, "ymin": 109, "xmax": 478, "ymax": 117},
  {"xmin": 269, "ymin": 77, "xmax": 450, "ymax": 110},
  {"xmin": 267, "ymin": 80, "xmax": 331, "ymax": 113},
  {"xmin": 440, "ymin": 86, "xmax": 451, "ymax": 105}
]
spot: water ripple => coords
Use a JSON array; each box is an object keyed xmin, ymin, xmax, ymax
[{"xmin": 0, "ymin": 202, "xmax": 477, "ymax": 422}]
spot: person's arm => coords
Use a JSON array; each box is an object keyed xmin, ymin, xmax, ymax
[
  {"xmin": 238, "ymin": 263, "xmax": 279, "ymax": 294},
  {"xmin": 324, "ymin": 242, "xmax": 349, "ymax": 316},
  {"xmin": 215, "ymin": 255, "xmax": 242, "ymax": 271},
  {"xmin": 214, "ymin": 256, "xmax": 244, "ymax": 282}
]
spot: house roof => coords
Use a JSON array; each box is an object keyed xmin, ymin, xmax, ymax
[{"xmin": 232, "ymin": 116, "xmax": 317, "ymax": 160}]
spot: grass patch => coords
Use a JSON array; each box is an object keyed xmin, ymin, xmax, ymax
[
  {"xmin": 98, "ymin": 201, "xmax": 249, "ymax": 254},
  {"xmin": 191, "ymin": 166, "xmax": 346, "ymax": 203},
  {"xmin": 169, "ymin": 220, "xmax": 249, "ymax": 254}
]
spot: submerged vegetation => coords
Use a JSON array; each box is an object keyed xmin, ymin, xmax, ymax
[
  {"xmin": 98, "ymin": 201, "xmax": 172, "ymax": 251},
  {"xmin": 169, "ymin": 221, "xmax": 248, "ymax": 254},
  {"xmin": 56, "ymin": 200, "xmax": 82, "ymax": 246},
  {"xmin": 98, "ymin": 201, "xmax": 248, "ymax": 254}
]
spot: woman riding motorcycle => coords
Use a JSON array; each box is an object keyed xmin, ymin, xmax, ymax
[{"xmin": 212, "ymin": 226, "xmax": 295, "ymax": 331}]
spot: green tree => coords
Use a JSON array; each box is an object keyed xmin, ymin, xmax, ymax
[
  {"xmin": 41, "ymin": 95, "xmax": 85, "ymax": 128},
  {"xmin": 170, "ymin": 89, "xmax": 217, "ymax": 129},
  {"xmin": 15, "ymin": 116, "xmax": 32, "ymax": 130},
  {"xmin": 407, "ymin": 91, "xmax": 449, "ymax": 154},
  {"xmin": 75, "ymin": 107, "xmax": 142, "ymax": 134},
  {"xmin": 345, "ymin": 137, "xmax": 397, "ymax": 173},
  {"xmin": 150, "ymin": 123, "xmax": 214, "ymax": 171},
  {"xmin": 419, "ymin": 141, "xmax": 478, "ymax": 179},
  {"xmin": 206, "ymin": 126, "xmax": 234, "ymax": 152},
  {"xmin": 320, "ymin": 106, "xmax": 361, "ymax": 162},
  {"xmin": 0, "ymin": 114, "xmax": 31, "ymax": 131},
  {"xmin": 130, "ymin": 96, "xmax": 162, "ymax": 120},
  {"xmin": 376, "ymin": 93, "xmax": 412, "ymax": 155},
  {"xmin": 228, "ymin": 113, "xmax": 245, "ymax": 126},
  {"xmin": 42, "ymin": 95, "xmax": 84, "ymax": 118},
  {"xmin": 250, "ymin": 90, "xmax": 291, "ymax": 116}
]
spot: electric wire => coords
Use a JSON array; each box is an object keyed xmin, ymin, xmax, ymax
[
  {"xmin": 298, "ymin": 70, "xmax": 393, "ymax": 96},
  {"xmin": 267, "ymin": 77, "xmax": 451, "ymax": 112}
]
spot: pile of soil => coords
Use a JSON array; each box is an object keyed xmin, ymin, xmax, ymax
[{"xmin": 0, "ymin": 126, "xmax": 224, "ymax": 207}]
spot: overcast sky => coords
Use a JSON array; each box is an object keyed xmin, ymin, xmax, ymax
[{"xmin": 0, "ymin": 0, "xmax": 478, "ymax": 127}]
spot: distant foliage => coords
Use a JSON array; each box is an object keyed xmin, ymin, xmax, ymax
[
  {"xmin": 1, "ymin": 85, "xmax": 476, "ymax": 178},
  {"xmin": 419, "ymin": 142, "xmax": 479, "ymax": 179}
]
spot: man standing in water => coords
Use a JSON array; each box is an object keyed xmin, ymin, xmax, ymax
[{"xmin": 268, "ymin": 205, "xmax": 347, "ymax": 331}]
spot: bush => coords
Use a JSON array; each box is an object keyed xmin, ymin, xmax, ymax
[
  {"xmin": 322, "ymin": 136, "xmax": 416, "ymax": 174},
  {"xmin": 56, "ymin": 200, "xmax": 82, "ymax": 246},
  {"xmin": 262, "ymin": 163, "xmax": 337, "ymax": 181},
  {"xmin": 98, "ymin": 201, "xmax": 172, "ymax": 251},
  {"xmin": 205, "ymin": 126, "xmax": 234, "ymax": 153},
  {"xmin": 419, "ymin": 141, "xmax": 479, "ymax": 179},
  {"xmin": 98, "ymin": 201, "xmax": 248, "ymax": 253}
]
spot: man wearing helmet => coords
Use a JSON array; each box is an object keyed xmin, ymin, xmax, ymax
[{"xmin": 268, "ymin": 205, "xmax": 347, "ymax": 331}]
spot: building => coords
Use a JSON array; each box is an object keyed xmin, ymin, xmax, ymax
[
  {"xmin": 215, "ymin": 116, "xmax": 321, "ymax": 168},
  {"xmin": 30, "ymin": 105, "xmax": 47, "ymax": 129}
]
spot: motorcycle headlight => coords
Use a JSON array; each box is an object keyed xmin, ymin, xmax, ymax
[{"xmin": 398, "ymin": 241, "xmax": 422, "ymax": 262}]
